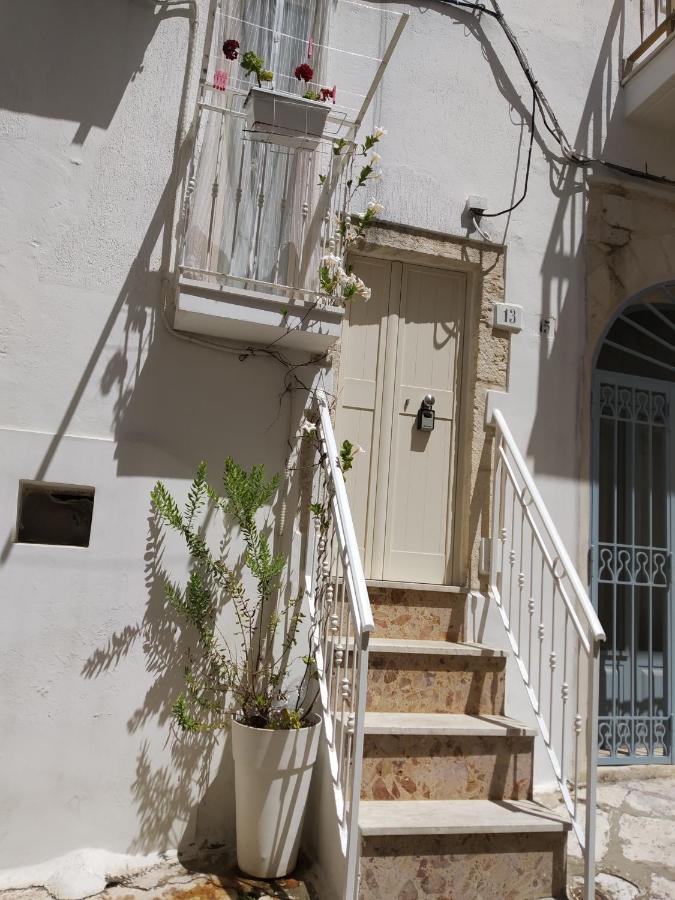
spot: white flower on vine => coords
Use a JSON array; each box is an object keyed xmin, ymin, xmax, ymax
[
  {"xmin": 370, "ymin": 151, "xmax": 381, "ymax": 166},
  {"xmin": 367, "ymin": 198, "xmax": 384, "ymax": 216},
  {"xmin": 354, "ymin": 277, "xmax": 371, "ymax": 301},
  {"xmin": 373, "ymin": 126, "xmax": 387, "ymax": 139},
  {"xmin": 321, "ymin": 253, "xmax": 342, "ymax": 269}
]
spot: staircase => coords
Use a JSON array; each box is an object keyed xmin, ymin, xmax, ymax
[{"xmin": 356, "ymin": 584, "xmax": 571, "ymax": 900}]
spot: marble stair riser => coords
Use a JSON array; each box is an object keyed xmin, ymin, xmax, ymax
[
  {"xmin": 360, "ymin": 733, "xmax": 534, "ymax": 802},
  {"xmin": 358, "ymin": 832, "xmax": 567, "ymax": 900},
  {"xmin": 368, "ymin": 587, "xmax": 467, "ymax": 642},
  {"xmin": 366, "ymin": 653, "xmax": 506, "ymax": 715}
]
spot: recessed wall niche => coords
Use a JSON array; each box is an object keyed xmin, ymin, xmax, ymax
[{"xmin": 16, "ymin": 481, "xmax": 95, "ymax": 547}]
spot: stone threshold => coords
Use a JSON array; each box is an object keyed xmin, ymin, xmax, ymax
[{"xmin": 367, "ymin": 579, "xmax": 467, "ymax": 594}]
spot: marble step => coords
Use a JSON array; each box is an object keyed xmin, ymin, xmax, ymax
[
  {"xmin": 360, "ymin": 713, "xmax": 535, "ymax": 802},
  {"xmin": 366, "ymin": 639, "xmax": 506, "ymax": 715},
  {"xmin": 368, "ymin": 637, "xmax": 506, "ymax": 657},
  {"xmin": 359, "ymin": 798, "xmax": 570, "ymax": 836},
  {"xmin": 362, "ymin": 712, "xmax": 534, "ymax": 736},
  {"xmin": 367, "ymin": 583, "xmax": 467, "ymax": 642},
  {"xmin": 358, "ymin": 800, "xmax": 570, "ymax": 900}
]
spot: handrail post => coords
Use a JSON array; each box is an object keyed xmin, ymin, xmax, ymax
[
  {"xmin": 345, "ymin": 631, "xmax": 370, "ymax": 899},
  {"xmin": 583, "ymin": 640, "xmax": 601, "ymax": 900}
]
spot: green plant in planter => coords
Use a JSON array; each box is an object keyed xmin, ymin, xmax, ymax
[
  {"xmin": 240, "ymin": 50, "xmax": 273, "ymax": 88},
  {"xmin": 150, "ymin": 458, "xmax": 314, "ymax": 732}
]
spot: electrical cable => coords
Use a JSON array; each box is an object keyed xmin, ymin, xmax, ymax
[
  {"xmin": 480, "ymin": 87, "xmax": 536, "ymax": 217},
  {"xmin": 435, "ymin": 0, "xmax": 675, "ymax": 204},
  {"xmin": 471, "ymin": 212, "xmax": 492, "ymax": 241}
]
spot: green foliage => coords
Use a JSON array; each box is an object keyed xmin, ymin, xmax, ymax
[
  {"xmin": 319, "ymin": 264, "xmax": 339, "ymax": 295},
  {"xmin": 241, "ymin": 50, "xmax": 273, "ymax": 87},
  {"xmin": 362, "ymin": 133, "xmax": 380, "ymax": 152},
  {"xmin": 332, "ymin": 137, "xmax": 348, "ymax": 156},
  {"xmin": 151, "ymin": 459, "xmax": 315, "ymax": 732},
  {"xmin": 340, "ymin": 439, "xmax": 358, "ymax": 473},
  {"xmin": 303, "ymin": 89, "xmax": 321, "ymax": 101},
  {"xmin": 356, "ymin": 163, "xmax": 373, "ymax": 189}
]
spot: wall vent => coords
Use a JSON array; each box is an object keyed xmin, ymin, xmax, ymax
[{"xmin": 16, "ymin": 481, "xmax": 95, "ymax": 547}]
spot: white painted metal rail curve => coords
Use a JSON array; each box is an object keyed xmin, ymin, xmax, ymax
[
  {"xmin": 308, "ymin": 390, "xmax": 373, "ymax": 900},
  {"xmin": 489, "ymin": 408, "xmax": 605, "ymax": 900}
]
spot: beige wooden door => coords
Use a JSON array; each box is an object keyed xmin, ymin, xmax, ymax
[{"xmin": 336, "ymin": 256, "xmax": 466, "ymax": 584}]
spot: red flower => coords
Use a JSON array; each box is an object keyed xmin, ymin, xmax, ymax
[
  {"xmin": 222, "ymin": 39, "xmax": 240, "ymax": 60},
  {"xmin": 294, "ymin": 63, "xmax": 314, "ymax": 83},
  {"xmin": 320, "ymin": 85, "xmax": 337, "ymax": 103}
]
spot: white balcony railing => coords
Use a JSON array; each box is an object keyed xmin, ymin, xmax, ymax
[
  {"xmin": 625, "ymin": 0, "xmax": 675, "ymax": 74},
  {"xmin": 488, "ymin": 410, "xmax": 606, "ymax": 900},
  {"xmin": 178, "ymin": 96, "xmax": 354, "ymax": 307},
  {"xmin": 172, "ymin": 1, "xmax": 407, "ymax": 351},
  {"xmin": 307, "ymin": 391, "xmax": 373, "ymax": 900}
]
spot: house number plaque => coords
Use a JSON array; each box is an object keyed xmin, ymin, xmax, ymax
[{"xmin": 493, "ymin": 302, "xmax": 523, "ymax": 333}]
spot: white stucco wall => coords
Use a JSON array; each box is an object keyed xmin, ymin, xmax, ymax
[
  {"xmin": 0, "ymin": 0, "xmax": 314, "ymax": 869},
  {"xmin": 2, "ymin": 0, "xmax": 674, "ymax": 876},
  {"xmin": 367, "ymin": 0, "xmax": 674, "ymax": 570}
]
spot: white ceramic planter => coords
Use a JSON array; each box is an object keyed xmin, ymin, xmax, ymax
[
  {"xmin": 244, "ymin": 87, "xmax": 330, "ymax": 149},
  {"xmin": 231, "ymin": 714, "xmax": 321, "ymax": 878}
]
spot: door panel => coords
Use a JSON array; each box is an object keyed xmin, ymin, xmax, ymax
[
  {"xmin": 335, "ymin": 257, "xmax": 392, "ymax": 570},
  {"xmin": 337, "ymin": 257, "xmax": 466, "ymax": 585},
  {"xmin": 384, "ymin": 265, "xmax": 465, "ymax": 583}
]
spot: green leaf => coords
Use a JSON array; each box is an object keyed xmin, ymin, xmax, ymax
[{"xmin": 340, "ymin": 439, "xmax": 356, "ymax": 473}]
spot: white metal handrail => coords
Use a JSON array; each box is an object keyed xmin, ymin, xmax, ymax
[
  {"xmin": 308, "ymin": 391, "xmax": 373, "ymax": 900},
  {"xmin": 489, "ymin": 409, "xmax": 605, "ymax": 900}
]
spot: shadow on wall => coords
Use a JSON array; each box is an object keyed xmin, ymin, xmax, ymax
[
  {"xmin": 0, "ymin": 0, "xmax": 164, "ymax": 145},
  {"xmin": 82, "ymin": 509, "xmax": 236, "ymax": 856},
  {"xmin": 432, "ymin": 1, "xmax": 672, "ymax": 483},
  {"xmin": 528, "ymin": 0, "xmax": 626, "ymax": 480},
  {"xmin": 531, "ymin": 0, "xmax": 675, "ymax": 479},
  {"xmin": 0, "ymin": 0, "xmax": 301, "ymax": 858}
]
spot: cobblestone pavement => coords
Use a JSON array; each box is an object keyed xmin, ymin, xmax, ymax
[
  {"xmin": 541, "ymin": 765, "xmax": 675, "ymax": 900},
  {"xmin": 3, "ymin": 768, "xmax": 675, "ymax": 899},
  {"xmin": 0, "ymin": 851, "xmax": 319, "ymax": 900}
]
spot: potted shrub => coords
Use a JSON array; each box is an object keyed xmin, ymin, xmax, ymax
[
  {"xmin": 150, "ymin": 458, "xmax": 321, "ymax": 879},
  {"xmin": 231, "ymin": 42, "xmax": 332, "ymax": 148}
]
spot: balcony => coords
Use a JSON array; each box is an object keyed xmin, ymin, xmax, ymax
[
  {"xmin": 174, "ymin": 1, "xmax": 406, "ymax": 354},
  {"xmin": 623, "ymin": 0, "xmax": 675, "ymax": 124}
]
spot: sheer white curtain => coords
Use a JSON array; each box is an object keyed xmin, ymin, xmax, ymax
[{"xmin": 184, "ymin": 0, "xmax": 334, "ymax": 295}]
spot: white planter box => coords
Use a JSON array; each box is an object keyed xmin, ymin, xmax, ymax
[
  {"xmin": 244, "ymin": 86, "xmax": 330, "ymax": 149},
  {"xmin": 232, "ymin": 716, "xmax": 321, "ymax": 878}
]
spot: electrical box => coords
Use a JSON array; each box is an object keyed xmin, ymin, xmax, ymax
[{"xmin": 493, "ymin": 302, "xmax": 523, "ymax": 333}]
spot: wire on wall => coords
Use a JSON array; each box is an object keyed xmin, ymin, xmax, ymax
[
  {"xmin": 481, "ymin": 87, "xmax": 537, "ymax": 218},
  {"xmin": 436, "ymin": 0, "xmax": 675, "ymax": 214}
]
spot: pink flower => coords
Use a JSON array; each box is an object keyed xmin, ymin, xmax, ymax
[
  {"xmin": 320, "ymin": 85, "xmax": 337, "ymax": 103},
  {"xmin": 222, "ymin": 39, "xmax": 240, "ymax": 60},
  {"xmin": 294, "ymin": 63, "xmax": 314, "ymax": 83}
]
